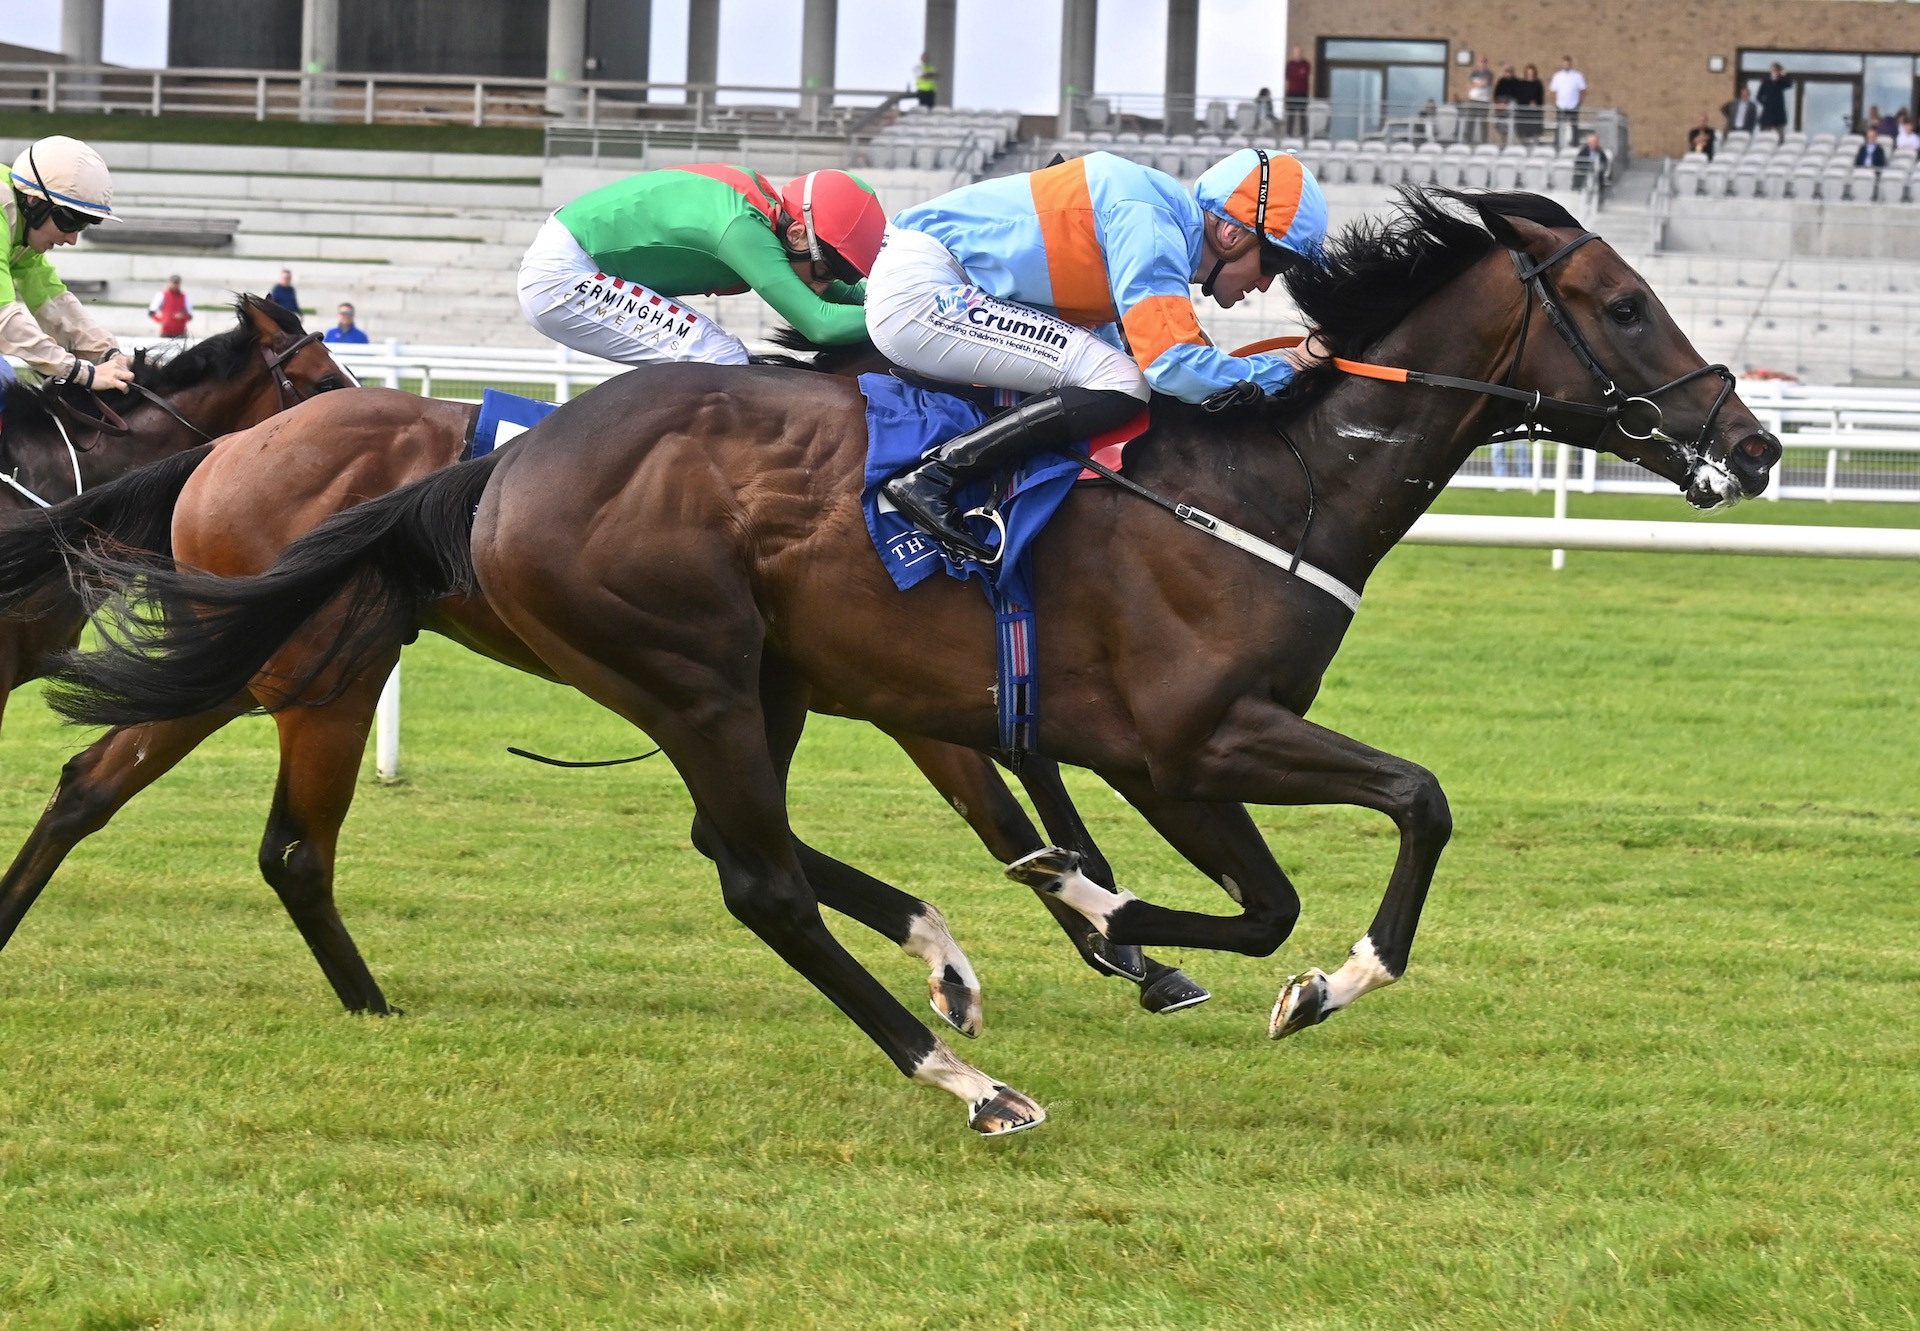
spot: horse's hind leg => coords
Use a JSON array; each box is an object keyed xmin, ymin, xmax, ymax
[
  {"xmin": 0, "ymin": 711, "xmax": 240, "ymax": 952},
  {"xmin": 257, "ymin": 663, "xmax": 398, "ymax": 1015}
]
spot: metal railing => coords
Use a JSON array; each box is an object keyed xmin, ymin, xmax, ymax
[{"xmin": 0, "ymin": 61, "xmax": 906, "ymax": 133}]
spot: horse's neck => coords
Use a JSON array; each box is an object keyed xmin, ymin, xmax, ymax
[{"xmin": 1292, "ymin": 286, "xmax": 1521, "ymax": 581}]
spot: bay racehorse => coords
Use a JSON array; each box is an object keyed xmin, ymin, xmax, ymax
[
  {"xmin": 0, "ymin": 367, "xmax": 1204, "ymax": 1024},
  {"xmin": 0, "ymin": 295, "xmax": 347, "ymax": 733},
  {"xmin": 45, "ymin": 191, "xmax": 1781, "ymax": 1134}
]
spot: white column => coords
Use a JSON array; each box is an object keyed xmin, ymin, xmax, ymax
[
  {"xmin": 924, "ymin": 0, "xmax": 956, "ymax": 109},
  {"xmin": 545, "ymin": 0, "xmax": 589, "ymax": 119},
  {"xmin": 687, "ymin": 0, "xmax": 721, "ymax": 123},
  {"xmin": 299, "ymin": 0, "xmax": 339, "ymax": 122},
  {"xmin": 1059, "ymin": 0, "xmax": 1097, "ymax": 132},
  {"xmin": 62, "ymin": 0, "xmax": 103, "ymax": 108},
  {"xmin": 800, "ymin": 0, "xmax": 838, "ymax": 128},
  {"xmin": 1164, "ymin": 0, "xmax": 1199, "ymax": 133}
]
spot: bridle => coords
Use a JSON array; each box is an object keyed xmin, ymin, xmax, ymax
[
  {"xmin": 1242, "ymin": 229, "xmax": 1737, "ymax": 462},
  {"xmin": 3, "ymin": 328, "xmax": 334, "ymax": 509},
  {"xmin": 1500, "ymin": 231, "xmax": 1736, "ymax": 454}
]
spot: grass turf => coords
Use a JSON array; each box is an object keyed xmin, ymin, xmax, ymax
[{"xmin": 0, "ymin": 491, "xmax": 1915, "ymax": 1329}]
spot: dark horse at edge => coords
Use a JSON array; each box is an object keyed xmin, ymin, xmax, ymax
[
  {"xmin": 43, "ymin": 191, "xmax": 1780, "ymax": 1134},
  {"xmin": 0, "ymin": 295, "xmax": 347, "ymax": 732}
]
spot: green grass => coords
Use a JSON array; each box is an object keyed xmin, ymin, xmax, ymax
[
  {"xmin": 0, "ymin": 112, "xmax": 541, "ymax": 157},
  {"xmin": 1, "ymin": 492, "xmax": 1916, "ymax": 1329}
]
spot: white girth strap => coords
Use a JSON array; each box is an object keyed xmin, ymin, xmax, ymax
[
  {"xmin": 0, "ymin": 411, "xmax": 86, "ymax": 510},
  {"xmin": 1172, "ymin": 501, "xmax": 1362, "ymax": 613}
]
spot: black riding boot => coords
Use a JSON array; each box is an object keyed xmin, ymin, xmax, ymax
[{"xmin": 884, "ymin": 387, "xmax": 1138, "ymax": 561}]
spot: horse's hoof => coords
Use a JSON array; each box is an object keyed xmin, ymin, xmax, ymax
[
  {"xmin": 1269, "ymin": 967, "xmax": 1331, "ymax": 1039},
  {"xmin": 968, "ymin": 1084, "xmax": 1046, "ymax": 1136},
  {"xmin": 1086, "ymin": 935, "xmax": 1148, "ymax": 983},
  {"xmin": 928, "ymin": 974, "xmax": 983, "ymax": 1040},
  {"xmin": 1004, "ymin": 846, "xmax": 1081, "ymax": 890},
  {"xmin": 1141, "ymin": 968, "xmax": 1211, "ymax": 1014}
]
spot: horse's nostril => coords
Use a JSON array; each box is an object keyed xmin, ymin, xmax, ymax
[{"xmin": 1740, "ymin": 437, "xmax": 1769, "ymax": 459}]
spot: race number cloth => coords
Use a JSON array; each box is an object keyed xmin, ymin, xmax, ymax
[{"xmin": 470, "ymin": 388, "xmax": 560, "ymax": 458}]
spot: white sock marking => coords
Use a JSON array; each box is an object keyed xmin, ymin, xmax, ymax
[
  {"xmin": 901, "ymin": 906, "xmax": 978, "ymax": 994},
  {"xmin": 910, "ymin": 1041, "xmax": 997, "ymax": 1106},
  {"xmin": 1323, "ymin": 936, "xmax": 1398, "ymax": 1011}
]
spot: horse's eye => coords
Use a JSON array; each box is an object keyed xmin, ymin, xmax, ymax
[
  {"xmin": 315, "ymin": 377, "xmax": 343, "ymax": 392},
  {"xmin": 1609, "ymin": 297, "xmax": 1642, "ymax": 326}
]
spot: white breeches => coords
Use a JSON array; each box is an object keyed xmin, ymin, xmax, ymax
[
  {"xmin": 516, "ymin": 214, "xmax": 751, "ymax": 367},
  {"xmin": 864, "ymin": 226, "xmax": 1148, "ymax": 401}
]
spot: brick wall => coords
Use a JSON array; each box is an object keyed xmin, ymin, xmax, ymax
[{"xmin": 1288, "ymin": 1, "xmax": 1920, "ymax": 155}]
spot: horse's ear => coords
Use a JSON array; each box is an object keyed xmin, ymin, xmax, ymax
[{"xmin": 1473, "ymin": 203, "xmax": 1560, "ymax": 254}]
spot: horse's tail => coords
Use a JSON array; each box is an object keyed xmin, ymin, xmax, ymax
[
  {"xmin": 0, "ymin": 442, "xmax": 215, "ymax": 618},
  {"xmin": 47, "ymin": 451, "xmax": 503, "ymax": 729}
]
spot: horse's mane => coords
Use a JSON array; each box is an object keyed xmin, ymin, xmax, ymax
[
  {"xmin": 756, "ymin": 325, "xmax": 878, "ymax": 373},
  {"xmin": 1268, "ymin": 187, "xmax": 1582, "ymax": 418},
  {"xmin": 5, "ymin": 295, "xmax": 304, "ymax": 432}
]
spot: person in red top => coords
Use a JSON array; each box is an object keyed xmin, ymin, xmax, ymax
[
  {"xmin": 1284, "ymin": 45, "xmax": 1313, "ymax": 136},
  {"xmin": 148, "ymin": 273, "xmax": 192, "ymax": 338}
]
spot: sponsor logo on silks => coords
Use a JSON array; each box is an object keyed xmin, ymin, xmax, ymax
[
  {"xmin": 572, "ymin": 277, "xmax": 700, "ymax": 340},
  {"xmin": 932, "ymin": 285, "xmax": 985, "ymax": 320},
  {"xmin": 963, "ymin": 304, "xmax": 1069, "ymax": 351}
]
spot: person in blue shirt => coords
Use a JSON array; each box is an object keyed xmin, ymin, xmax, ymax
[
  {"xmin": 323, "ymin": 301, "xmax": 369, "ymax": 345},
  {"xmin": 865, "ymin": 148, "xmax": 1327, "ymax": 559},
  {"xmin": 267, "ymin": 268, "xmax": 299, "ymax": 315}
]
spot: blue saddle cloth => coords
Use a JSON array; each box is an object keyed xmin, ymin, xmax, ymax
[
  {"xmin": 858, "ymin": 373, "xmax": 1085, "ymax": 607},
  {"xmin": 470, "ymin": 388, "xmax": 560, "ymax": 458}
]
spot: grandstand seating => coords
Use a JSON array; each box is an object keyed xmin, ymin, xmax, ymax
[
  {"xmin": 854, "ymin": 105, "xmax": 1024, "ymax": 176},
  {"xmin": 1666, "ymin": 132, "xmax": 1920, "ymax": 203}
]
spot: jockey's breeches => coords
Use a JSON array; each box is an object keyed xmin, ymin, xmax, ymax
[
  {"xmin": 865, "ymin": 226, "xmax": 1149, "ymax": 402},
  {"xmin": 516, "ymin": 214, "xmax": 750, "ymax": 367}
]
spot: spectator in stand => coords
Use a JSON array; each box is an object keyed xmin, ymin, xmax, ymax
[
  {"xmin": 1873, "ymin": 105, "xmax": 1899, "ymax": 139},
  {"xmin": 1854, "ymin": 127, "xmax": 1888, "ymax": 169},
  {"xmin": 1252, "ymin": 86, "xmax": 1275, "ymax": 131},
  {"xmin": 1549, "ymin": 55, "xmax": 1586, "ymax": 143},
  {"xmin": 1687, "ymin": 115, "xmax": 1717, "ymax": 160},
  {"xmin": 267, "ymin": 268, "xmax": 299, "ymax": 314},
  {"xmin": 1514, "ymin": 63, "xmax": 1545, "ymax": 143},
  {"xmin": 147, "ymin": 273, "xmax": 193, "ymax": 338},
  {"xmin": 1283, "ymin": 45, "xmax": 1312, "ymax": 137},
  {"xmin": 1755, "ymin": 63, "xmax": 1793, "ymax": 143},
  {"xmin": 1572, "ymin": 130, "xmax": 1609, "ymax": 200},
  {"xmin": 1464, "ymin": 55, "xmax": 1495, "ymax": 144},
  {"xmin": 1895, "ymin": 111, "xmax": 1920, "ymax": 158},
  {"xmin": 323, "ymin": 301, "xmax": 369, "ymax": 344},
  {"xmin": 913, "ymin": 53, "xmax": 937, "ymax": 110},
  {"xmin": 1723, "ymin": 84, "xmax": 1758, "ymax": 136},
  {"xmin": 1492, "ymin": 64, "xmax": 1524, "ymax": 145}
]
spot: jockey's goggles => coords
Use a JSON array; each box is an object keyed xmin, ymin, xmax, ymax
[{"xmin": 48, "ymin": 204, "xmax": 99, "ymax": 233}]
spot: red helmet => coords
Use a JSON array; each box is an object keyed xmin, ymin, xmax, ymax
[{"xmin": 778, "ymin": 170, "xmax": 886, "ymax": 282}]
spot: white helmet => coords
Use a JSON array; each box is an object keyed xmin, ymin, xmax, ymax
[{"xmin": 10, "ymin": 135, "xmax": 116, "ymax": 225}]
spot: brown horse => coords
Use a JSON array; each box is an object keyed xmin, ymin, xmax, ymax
[
  {"xmin": 0, "ymin": 376, "xmax": 1204, "ymax": 1024},
  {"xmin": 46, "ymin": 191, "xmax": 1781, "ymax": 1134},
  {"xmin": 0, "ymin": 295, "xmax": 347, "ymax": 733}
]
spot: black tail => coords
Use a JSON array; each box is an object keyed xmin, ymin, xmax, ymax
[
  {"xmin": 47, "ymin": 452, "xmax": 503, "ymax": 728},
  {"xmin": 0, "ymin": 443, "xmax": 215, "ymax": 619}
]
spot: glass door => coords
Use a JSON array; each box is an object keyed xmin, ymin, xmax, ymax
[
  {"xmin": 1328, "ymin": 66, "xmax": 1383, "ymax": 141},
  {"xmin": 1799, "ymin": 77, "xmax": 1858, "ymax": 135}
]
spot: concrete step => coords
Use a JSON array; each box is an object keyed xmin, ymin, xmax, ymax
[
  {"xmin": 0, "ymin": 136, "xmax": 544, "ymax": 183},
  {"xmin": 111, "ymin": 169, "xmax": 543, "ymax": 211}
]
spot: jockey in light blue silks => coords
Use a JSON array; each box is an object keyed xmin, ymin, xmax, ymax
[{"xmin": 864, "ymin": 147, "xmax": 1328, "ymax": 559}]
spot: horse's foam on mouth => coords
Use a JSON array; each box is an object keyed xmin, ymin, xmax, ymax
[{"xmin": 1688, "ymin": 456, "xmax": 1744, "ymax": 509}]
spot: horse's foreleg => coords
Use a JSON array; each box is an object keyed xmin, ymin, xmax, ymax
[
  {"xmin": 258, "ymin": 664, "xmax": 397, "ymax": 1015},
  {"xmin": 0, "ymin": 712, "xmax": 238, "ymax": 952},
  {"xmin": 1045, "ymin": 699, "xmax": 1450, "ymax": 1038},
  {"xmin": 890, "ymin": 730, "xmax": 1205, "ymax": 1010}
]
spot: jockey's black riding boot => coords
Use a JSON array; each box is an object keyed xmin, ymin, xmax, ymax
[{"xmin": 885, "ymin": 386, "xmax": 1140, "ymax": 561}]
